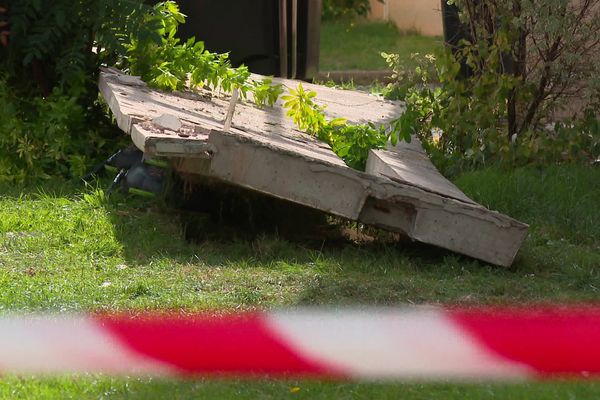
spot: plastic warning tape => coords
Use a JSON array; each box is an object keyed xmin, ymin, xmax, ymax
[{"xmin": 1, "ymin": 307, "xmax": 600, "ymax": 379}]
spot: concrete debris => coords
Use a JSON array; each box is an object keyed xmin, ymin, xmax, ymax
[
  {"xmin": 99, "ymin": 68, "xmax": 528, "ymax": 267},
  {"xmin": 152, "ymin": 114, "xmax": 182, "ymax": 132}
]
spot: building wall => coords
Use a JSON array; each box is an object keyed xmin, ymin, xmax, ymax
[
  {"xmin": 369, "ymin": 1, "xmax": 598, "ymax": 38},
  {"xmin": 369, "ymin": 0, "xmax": 443, "ymax": 37}
]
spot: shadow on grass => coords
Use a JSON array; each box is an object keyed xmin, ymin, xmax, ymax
[
  {"xmin": 107, "ymin": 192, "xmax": 600, "ymax": 307},
  {"xmin": 118, "ymin": 180, "xmax": 501, "ymax": 303},
  {"xmin": 0, "ymin": 176, "xmax": 535, "ymax": 307},
  {"xmin": 5, "ymin": 169, "xmax": 598, "ymax": 308},
  {"xmin": 101, "ymin": 183, "xmax": 504, "ymax": 306}
]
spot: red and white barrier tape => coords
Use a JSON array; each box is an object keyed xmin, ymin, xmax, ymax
[{"xmin": 1, "ymin": 307, "xmax": 600, "ymax": 379}]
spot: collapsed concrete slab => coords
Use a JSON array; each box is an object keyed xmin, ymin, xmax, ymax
[{"xmin": 98, "ymin": 68, "xmax": 528, "ymax": 266}]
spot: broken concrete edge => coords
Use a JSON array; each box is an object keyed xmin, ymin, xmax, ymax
[
  {"xmin": 357, "ymin": 197, "xmax": 527, "ymax": 267},
  {"xmin": 366, "ymin": 178, "xmax": 527, "ymax": 266},
  {"xmin": 152, "ymin": 113, "xmax": 183, "ymax": 131},
  {"xmin": 206, "ymin": 129, "xmax": 528, "ymax": 267},
  {"xmin": 210, "ymin": 128, "xmax": 348, "ymax": 168},
  {"xmin": 98, "ymin": 72, "xmax": 215, "ymax": 159},
  {"xmin": 98, "ymin": 71, "xmax": 133, "ymax": 134},
  {"xmin": 131, "ymin": 124, "xmax": 214, "ymax": 158},
  {"xmin": 100, "ymin": 69, "xmax": 191, "ymax": 136},
  {"xmin": 368, "ymin": 178, "xmax": 527, "ymax": 228},
  {"xmin": 208, "ymin": 127, "xmax": 525, "ymax": 229},
  {"xmin": 366, "ymin": 149, "xmax": 478, "ymax": 206},
  {"xmin": 207, "ymin": 129, "xmax": 370, "ymax": 219},
  {"xmin": 99, "ymin": 71, "xmax": 182, "ymax": 135}
]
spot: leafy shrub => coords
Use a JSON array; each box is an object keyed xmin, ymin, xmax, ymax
[
  {"xmin": 282, "ymin": 83, "xmax": 390, "ymax": 170},
  {"xmin": 0, "ymin": 1, "xmax": 284, "ymax": 182},
  {"xmin": 0, "ymin": 75, "xmax": 127, "ymax": 182},
  {"xmin": 385, "ymin": 0, "xmax": 600, "ymax": 175},
  {"xmin": 4, "ymin": 0, "xmax": 152, "ymax": 96},
  {"xmin": 0, "ymin": 0, "xmax": 401, "ymax": 179},
  {"xmin": 126, "ymin": 3, "xmax": 392, "ymax": 171},
  {"xmin": 120, "ymin": 2, "xmax": 283, "ymax": 107},
  {"xmin": 380, "ymin": 52, "xmax": 437, "ymax": 101},
  {"xmin": 0, "ymin": 0, "xmax": 151, "ymax": 182}
]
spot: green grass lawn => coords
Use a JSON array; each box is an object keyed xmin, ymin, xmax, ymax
[
  {"xmin": 319, "ymin": 19, "xmax": 442, "ymax": 71},
  {"xmin": 0, "ymin": 164, "xmax": 599, "ymax": 398}
]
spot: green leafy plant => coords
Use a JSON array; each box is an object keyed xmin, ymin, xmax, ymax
[
  {"xmin": 120, "ymin": 2, "xmax": 283, "ymax": 108},
  {"xmin": 384, "ymin": 0, "xmax": 600, "ymax": 175},
  {"xmin": 282, "ymin": 84, "xmax": 333, "ymax": 137},
  {"xmin": 249, "ymin": 77, "xmax": 285, "ymax": 110},
  {"xmin": 0, "ymin": 0, "xmax": 148, "ymax": 182},
  {"xmin": 0, "ymin": 0, "xmax": 285, "ymax": 182},
  {"xmin": 125, "ymin": 2, "xmax": 391, "ymax": 171},
  {"xmin": 0, "ymin": 74, "xmax": 126, "ymax": 182},
  {"xmin": 387, "ymin": 48, "xmax": 521, "ymax": 174},
  {"xmin": 282, "ymin": 83, "xmax": 389, "ymax": 170},
  {"xmin": 4, "ymin": 0, "xmax": 153, "ymax": 96},
  {"xmin": 333, "ymin": 123, "xmax": 390, "ymax": 170},
  {"xmin": 380, "ymin": 52, "xmax": 436, "ymax": 101}
]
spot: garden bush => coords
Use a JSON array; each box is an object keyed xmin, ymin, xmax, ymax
[
  {"xmin": 0, "ymin": 1, "xmax": 298, "ymax": 182},
  {"xmin": 385, "ymin": 0, "xmax": 600, "ymax": 175},
  {"xmin": 0, "ymin": 0, "xmax": 157, "ymax": 182}
]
